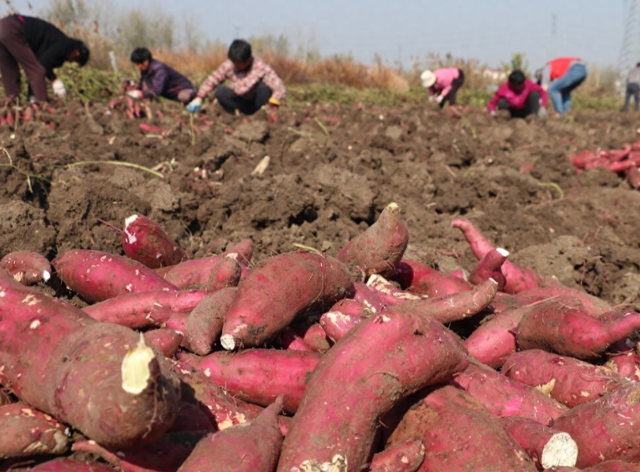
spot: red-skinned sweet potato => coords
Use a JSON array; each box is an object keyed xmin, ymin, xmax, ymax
[
  {"xmin": 0, "ymin": 271, "xmax": 181, "ymax": 449},
  {"xmin": 0, "ymin": 250, "xmax": 51, "ymax": 285},
  {"xmin": 319, "ymin": 299, "xmax": 370, "ymax": 342},
  {"xmin": 385, "ymin": 386, "xmax": 537, "ymax": 472},
  {"xmin": 408, "ymin": 271, "xmax": 475, "ymax": 297},
  {"xmin": 203, "ymin": 255, "xmax": 241, "ymax": 292},
  {"xmin": 501, "ymin": 350, "xmax": 630, "ymax": 407},
  {"xmin": 27, "ymin": 459, "xmax": 116, "ymax": 472},
  {"xmin": 220, "ymin": 251, "xmax": 354, "ymax": 350},
  {"xmin": 178, "ymin": 349, "xmax": 321, "ymax": 414},
  {"xmin": 52, "ymin": 249, "xmax": 177, "ymax": 302},
  {"xmin": 369, "ymin": 440, "xmax": 425, "ymax": 472},
  {"xmin": 581, "ymin": 461, "xmax": 640, "ymax": 471},
  {"xmin": 0, "ymin": 402, "xmax": 69, "ymax": 459},
  {"xmin": 337, "ymin": 202, "xmax": 409, "ymax": 277},
  {"xmin": 552, "ymin": 383, "xmax": 640, "ymax": 467},
  {"xmin": 144, "ymin": 328, "xmax": 184, "ymax": 358},
  {"xmin": 514, "ymin": 285, "xmax": 612, "ymax": 317},
  {"xmin": 388, "ymin": 259, "xmax": 439, "ymax": 289},
  {"xmin": 366, "ymin": 274, "xmax": 424, "ymax": 306},
  {"xmin": 82, "ymin": 289, "xmax": 206, "ymax": 329},
  {"xmin": 468, "ymin": 247, "xmax": 508, "ymax": 290},
  {"xmin": 177, "ymin": 396, "xmax": 284, "ymax": 472},
  {"xmin": 123, "ymin": 214, "xmax": 187, "ymax": 269},
  {"xmin": 276, "ymin": 311, "xmax": 468, "ymax": 472},
  {"xmin": 185, "ymin": 287, "xmax": 238, "ymax": 355},
  {"xmin": 278, "ymin": 326, "xmax": 314, "ymax": 351},
  {"xmin": 168, "ymin": 402, "xmax": 215, "ymax": 433},
  {"xmin": 450, "ymin": 361, "xmax": 568, "ymax": 425},
  {"xmin": 353, "ymin": 281, "xmax": 387, "ymax": 313},
  {"xmin": 604, "ymin": 350, "xmax": 640, "ymax": 381},
  {"xmin": 500, "ymin": 416, "xmax": 578, "ymax": 469}
]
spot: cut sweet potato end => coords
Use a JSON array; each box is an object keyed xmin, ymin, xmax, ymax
[
  {"xmin": 540, "ymin": 432, "xmax": 578, "ymax": 469},
  {"xmin": 121, "ymin": 334, "xmax": 155, "ymax": 394}
]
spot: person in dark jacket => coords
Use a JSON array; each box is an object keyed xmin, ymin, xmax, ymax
[
  {"xmin": 0, "ymin": 14, "xmax": 89, "ymax": 103},
  {"xmin": 127, "ymin": 47, "xmax": 196, "ymax": 104},
  {"xmin": 623, "ymin": 62, "xmax": 640, "ymax": 112}
]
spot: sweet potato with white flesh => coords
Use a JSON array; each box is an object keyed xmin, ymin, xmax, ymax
[
  {"xmin": 501, "ymin": 417, "xmax": 578, "ymax": 469},
  {"xmin": 185, "ymin": 287, "xmax": 237, "ymax": 356},
  {"xmin": 276, "ymin": 311, "xmax": 468, "ymax": 472},
  {"xmin": 144, "ymin": 328, "xmax": 184, "ymax": 358},
  {"xmin": 123, "ymin": 214, "xmax": 188, "ymax": 269},
  {"xmin": 353, "ymin": 281, "xmax": 386, "ymax": 313},
  {"xmin": 83, "ymin": 289, "xmax": 206, "ymax": 329},
  {"xmin": 552, "ymin": 383, "xmax": 640, "ymax": 467},
  {"xmin": 386, "ymin": 386, "xmax": 537, "ymax": 472},
  {"xmin": 395, "ymin": 278, "xmax": 498, "ymax": 324},
  {"xmin": 369, "ymin": 440, "xmax": 425, "ymax": 472},
  {"xmin": 203, "ymin": 255, "xmax": 241, "ymax": 292},
  {"xmin": 515, "ymin": 305, "xmax": 640, "ymax": 360},
  {"xmin": 0, "ymin": 402, "xmax": 69, "ymax": 459},
  {"xmin": 0, "ymin": 271, "xmax": 181, "ymax": 449},
  {"xmin": 220, "ymin": 251, "xmax": 353, "ymax": 350},
  {"xmin": 72, "ymin": 430, "xmax": 207, "ymax": 472},
  {"xmin": 469, "ymin": 247, "xmax": 508, "ymax": 290},
  {"xmin": 501, "ymin": 350, "xmax": 629, "ymax": 408},
  {"xmin": 319, "ymin": 299, "xmax": 369, "ymax": 342},
  {"xmin": 178, "ymin": 396, "xmax": 284, "ymax": 472},
  {"xmin": 366, "ymin": 274, "xmax": 424, "ymax": 306},
  {"xmin": 337, "ymin": 202, "xmax": 409, "ymax": 277},
  {"xmin": 0, "ymin": 250, "xmax": 51, "ymax": 285},
  {"xmin": 178, "ymin": 349, "xmax": 321, "ymax": 414},
  {"xmin": 29, "ymin": 459, "xmax": 116, "ymax": 472},
  {"xmin": 52, "ymin": 249, "xmax": 177, "ymax": 302},
  {"xmin": 451, "ymin": 361, "xmax": 568, "ymax": 425},
  {"xmin": 452, "ymin": 218, "xmax": 546, "ymax": 293}
]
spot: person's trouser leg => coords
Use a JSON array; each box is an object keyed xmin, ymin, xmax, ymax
[
  {"xmin": 634, "ymin": 85, "xmax": 640, "ymax": 112},
  {"xmin": 239, "ymin": 82, "xmax": 273, "ymax": 115},
  {"xmin": 214, "ymin": 85, "xmax": 244, "ymax": 114},
  {"xmin": 525, "ymin": 90, "xmax": 541, "ymax": 116},
  {"xmin": 624, "ymin": 86, "xmax": 633, "ymax": 112},
  {"xmin": 0, "ymin": 15, "xmax": 48, "ymax": 102},
  {"xmin": 0, "ymin": 41, "xmax": 20, "ymax": 100},
  {"xmin": 549, "ymin": 63, "xmax": 587, "ymax": 114},
  {"xmin": 443, "ymin": 69, "xmax": 465, "ymax": 107},
  {"xmin": 176, "ymin": 88, "xmax": 196, "ymax": 105}
]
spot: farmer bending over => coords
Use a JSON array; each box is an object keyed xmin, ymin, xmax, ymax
[
  {"xmin": 188, "ymin": 39, "xmax": 286, "ymax": 115},
  {"xmin": 420, "ymin": 67, "xmax": 465, "ymax": 108},
  {"xmin": 0, "ymin": 14, "xmax": 89, "ymax": 103},
  {"xmin": 488, "ymin": 69, "xmax": 548, "ymax": 118},
  {"xmin": 536, "ymin": 56, "xmax": 587, "ymax": 115},
  {"xmin": 127, "ymin": 47, "xmax": 196, "ymax": 105}
]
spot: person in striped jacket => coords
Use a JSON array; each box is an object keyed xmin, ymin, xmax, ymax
[{"xmin": 187, "ymin": 39, "xmax": 286, "ymax": 115}]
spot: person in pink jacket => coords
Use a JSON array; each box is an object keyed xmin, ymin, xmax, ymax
[
  {"xmin": 487, "ymin": 69, "xmax": 548, "ymax": 118},
  {"xmin": 420, "ymin": 67, "xmax": 465, "ymax": 108}
]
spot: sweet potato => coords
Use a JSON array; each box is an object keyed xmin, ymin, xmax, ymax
[
  {"xmin": 0, "ymin": 250, "xmax": 51, "ymax": 285},
  {"xmin": 336, "ymin": 202, "xmax": 409, "ymax": 277},
  {"xmin": 500, "ymin": 416, "xmax": 578, "ymax": 469},
  {"xmin": 297, "ymin": 323, "xmax": 331, "ymax": 353},
  {"xmin": 82, "ymin": 289, "xmax": 206, "ymax": 329},
  {"xmin": 72, "ymin": 430, "xmax": 206, "ymax": 472},
  {"xmin": 123, "ymin": 214, "xmax": 187, "ymax": 269},
  {"xmin": 52, "ymin": 249, "xmax": 177, "ymax": 302},
  {"xmin": 144, "ymin": 328, "xmax": 184, "ymax": 358},
  {"xmin": 203, "ymin": 254, "xmax": 241, "ymax": 292},
  {"xmin": 0, "ymin": 271, "xmax": 181, "ymax": 449},
  {"xmin": 388, "ymin": 259, "xmax": 439, "ymax": 289},
  {"xmin": 28, "ymin": 459, "xmax": 116, "ymax": 472},
  {"xmin": 450, "ymin": 361, "xmax": 568, "ymax": 425},
  {"xmin": 408, "ymin": 271, "xmax": 475, "ymax": 297},
  {"xmin": 178, "ymin": 349, "xmax": 320, "ymax": 414},
  {"xmin": 0, "ymin": 402, "xmax": 69, "ymax": 459},
  {"xmin": 177, "ymin": 396, "xmax": 283, "ymax": 472},
  {"xmin": 502, "ymin": 350, "xmax": 630, "ymax": 407},
  {"xmin": 169, "ymin": 402, "xmax": 215, "ymax": 433},
  {"xmin": 514, "ymin": 285, "xmax": 613, "ymax": 318},
  {"xmin": 385, "ymin": 386, "xmax": 537, "ymax": 472},
  {"xmin": 278, "ymin": 326, "xmax": 314, "ymax": 351},
  {"xmin": 515, "ymin": 304, "xmax": 640, "ymax": 360},
  {"xmin": 369, "ymin": 440, "xmax": 425, "ymax": 472},
  {"xmin": 220, "ymin": 251, "xmax": 353, "ymax": 350},
  {"xmin": 468, "ymin": 247, "xmax": 508, "ymax": 290},
  {"xmin": 185, "ymin": 287, "xmax": 238, "ymax": 355},
  {"xmin": 552, "ymin": 383, "xmax": 640, "ymax": 467},
  {"xmin": 581, "ymin": 461, "xmax": 640, "ymax": 471},
  {"xmin": 276, "ymin": 311, "xmax": 468, "ymax": 472},
  {"xmin": 223, "ymin": 238, "xmax": 254, "ymax": 264},
  {"xmin": 353, "ymin": 281, "xmax": 387, "ymax": 313},
  {"xmin": 604, "ymin": 350, "xmax": 640, "ymax": 381},
  {"xmin": 319, "ymin": 299, "xmax": 369, "ymax": 342},
  {"xmin": 366, "ymin": 274, "xmax": 424, "ymax": 306}
]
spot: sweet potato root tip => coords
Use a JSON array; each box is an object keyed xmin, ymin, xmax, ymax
[{"xmin": 121, "ymin": 334, "xmax": 157, "ymax": 394}]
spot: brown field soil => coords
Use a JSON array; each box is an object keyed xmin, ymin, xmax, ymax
[{"xmin": 1, "ymin": 100, "xmax": 640, "ymax": 309}]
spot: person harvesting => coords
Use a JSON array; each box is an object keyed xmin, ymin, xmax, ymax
[
  {"xmin": 420, "ymin": 67, "xmax": 465, "ymax": 108},
  {"xmin": 536, "ymin": 56, "xmax": 587, "ymax": 115},
  {"xmin": 487, "ymin": 69, "xmax": 548, "ymax": 118}
]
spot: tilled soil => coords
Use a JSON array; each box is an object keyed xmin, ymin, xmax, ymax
[{"xmin": 2, "ymin": 100, "xmax": 640, "ymax": 309}]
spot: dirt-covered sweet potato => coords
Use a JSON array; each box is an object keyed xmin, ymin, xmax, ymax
[
  {"xmin": 337, "ymin": 202, "xmax": 409, "ymax": 277},
  {"xmin": 276, "ymin": 310, "xmax": 468, "ymax": 472},
  {"xmin": 220, "ymin": 251, "xmax": 353, "ymax": 350},
  {"xmin": 123, "ymin": 214, "xmax": 188, "ymax": 269},
  {"xmin": 28, "ymin": 459, "xmax": 116, "ymax": 472},
  {"xmin": 468, "ymin": 247, "xmax": 508, "ymax": 290},
  {"xmin": 0, "ymin": 250, "xmax": 51, "ymax": 285},
  {"xmin": 369, "ymin": 440, "xmax": 425, "ymax": 472},
  {"xmin": 185, "ymin": 287, "xmax": 237, "ymax": 355},
  {"xmin": 144, "ymin": 328, "xmax": 184, "ymax": 358},
  {"xmin": 203, "ymin": 255, "xmax": 242, "ymax": 292},
  {"xmin": 52, "ymin": 249, "xmax": 177, "ymax": 302},
  {"xmin": 0, "ymin": 271, "xmax": 181, "ymax": 449},
  {"xmin": 319, "ymin": 299, "xmax": 370, "ymax": 342}
]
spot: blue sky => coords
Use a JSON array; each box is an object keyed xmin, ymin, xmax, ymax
[{"xmin": 6, "ymin": 0, "xmax": 629, "ymax": 70}]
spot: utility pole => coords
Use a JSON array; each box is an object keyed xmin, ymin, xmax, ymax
[{"xmin": 619, "ymin": 0, "xmax": 640, "ymax": 93}]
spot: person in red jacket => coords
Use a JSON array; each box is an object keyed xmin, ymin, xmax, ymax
[
  {"xmin": 487, "ymin": 69, "xmax": 548, "ymax": 118},
  {"xmin": 536, "ymin": 57, "xmax": 587, "ymax": 115}
]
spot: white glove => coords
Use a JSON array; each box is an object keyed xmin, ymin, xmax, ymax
[
  {"xmin": 127, "ymin": 90, "xmax": 144, "ymax": 100},
  {"xmin": 187, "ymin": 97, "xmax": 203, "ymax": 113},
  {"xmin": 489, "ymin": 110, "xmax": 496, "ymax": 117},
  {"xmin": 435, "ymin": 95, "xmax": 444, "ymax": 104},
  {"xmin": 537, "ymin": 106, "xmax": 548, "ymax": 118},
  {"xmin": 52, "ymin": 79, "xmax": 66, "ymax": 98}
]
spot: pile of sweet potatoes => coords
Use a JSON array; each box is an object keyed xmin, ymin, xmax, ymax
[
  {"xmin": 3, "ymin": 206, "xmax": 640, "ymax": 472},
  {"xmin": 568, "ymin": 141, "xmax": 640, "ymax": 189}
]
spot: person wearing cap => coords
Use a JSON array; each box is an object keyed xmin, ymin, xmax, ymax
[
  {"xmin": 537, "ymin": 56, "xmax": 587, "ymax": 115},
  {"xmin": 0, "ymin": 14, "xmax": 90, "ymax": 103},
  {"xmin": 623, "ymin": 62, "xmax": 640, "ymax": 112},
  {"xmin": 487, "ymin": 69, "xmax": 548, "ymax": 118},
  {"xmin": 126, "ymin": 47, "xmax": 196, "ymax": 105},
  {"xmin": 420, "ymin": 67, "xmax": 465, "ymax": 108},
  {"xmin": 187, "ymin": 39, "xmax": 286, "ymax": 115}
]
